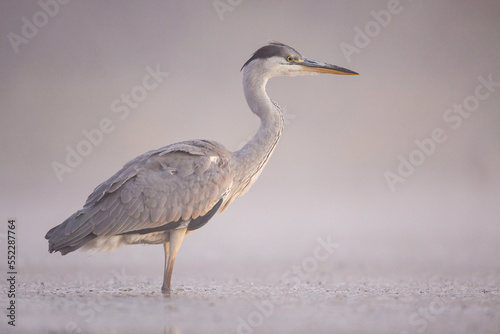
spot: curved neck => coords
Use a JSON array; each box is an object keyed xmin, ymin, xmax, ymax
[{"xmin": 232, "ymin": 65, "xmax": 284, "ymax": 187}]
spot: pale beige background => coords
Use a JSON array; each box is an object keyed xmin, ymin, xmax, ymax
[{"xmin": 1, "ymin": 1, "xmax": 499, "ymax": 333}]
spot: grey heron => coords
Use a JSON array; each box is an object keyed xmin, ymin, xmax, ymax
[{"xmin": 45, "ymin": 42, "xmax": 358, "ymax": 293}]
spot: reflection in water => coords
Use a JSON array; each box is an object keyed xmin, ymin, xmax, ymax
[
  {"xmin": 164, "ymin": 326, "xmax": 182, "ymax": 334},
  {"xmin": 162, "ymin": 294, "xmax": 182, "ymax": 334}
]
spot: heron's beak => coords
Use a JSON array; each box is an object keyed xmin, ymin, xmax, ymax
[{"xmin": 297, "ymin": 58, "xmax": 358, "ymax": 75}]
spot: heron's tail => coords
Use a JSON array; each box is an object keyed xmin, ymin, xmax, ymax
[{"xmin": 45, "ymin": 212, "xmax": 97, "ymax": 255}]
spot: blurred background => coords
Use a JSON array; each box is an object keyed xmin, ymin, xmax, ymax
[{"xmin": 1, "ymin": 0, "xmax": 499, "ymax": 287}]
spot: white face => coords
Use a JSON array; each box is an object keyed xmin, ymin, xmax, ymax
[{"xmin": 257, "ymin": 56, "xmax": 319, "ymax": 78}]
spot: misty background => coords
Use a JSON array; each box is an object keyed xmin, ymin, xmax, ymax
[{"xmin": 1, "ymin": 0, "xmax": 499, "ymax": 287}]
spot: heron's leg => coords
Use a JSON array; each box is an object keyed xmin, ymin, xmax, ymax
[{"xmin": 161, "ymin": 227, "xmax": 187, "ymax": 294}]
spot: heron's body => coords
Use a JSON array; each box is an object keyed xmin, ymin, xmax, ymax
[{"xmin": 46, "ymin": 42, "xmax": 357, "ymax": 293}]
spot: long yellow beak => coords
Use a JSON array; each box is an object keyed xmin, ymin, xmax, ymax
[{"xmin": 298, "ymin": 58, "xmax": 358, "ymax": 75}]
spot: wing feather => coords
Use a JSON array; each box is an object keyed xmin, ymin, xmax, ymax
[
  {"xmin": 95, "ymin": 141, "xmax": 232, "ymax": 235},
  {"xmin": 46, "ymin": 140, "xmax": 233, "ymax": 254}
]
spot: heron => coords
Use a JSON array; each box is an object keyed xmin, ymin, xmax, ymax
[{"xmin": 45, "ymin": 42, "xmax": 358, "ymax": 293}]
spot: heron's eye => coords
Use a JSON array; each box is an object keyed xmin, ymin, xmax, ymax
[{"xmin": 286, "ymin": 55, "xmax": 294, "ymax": 62}]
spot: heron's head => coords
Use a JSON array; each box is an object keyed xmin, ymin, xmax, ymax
[{"xmin": 241, "ymin": 42, "xmax": 358, "ymax": 78}]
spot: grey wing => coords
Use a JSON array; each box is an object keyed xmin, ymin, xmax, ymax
[{"xmin": 45, "ymin": 140, "xmax": 233, "ymax": 254}]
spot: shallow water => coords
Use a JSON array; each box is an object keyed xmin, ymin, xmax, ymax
[
  {"xmin": 3, "ymin": 188, "xmax": 500, "ymax": 333},
  {"xmin": 4, "ymin": 266, "xmax": 500, "ymax": 334}
]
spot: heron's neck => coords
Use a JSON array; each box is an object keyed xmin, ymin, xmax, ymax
[{"xmin": 232, "ymin": 68, "xmax": 284, "ymax": 188}]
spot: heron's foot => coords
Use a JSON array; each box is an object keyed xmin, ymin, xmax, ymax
[{"xmin": 161, "ymin": 284, "xmax": 172, "ymax": 295}]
